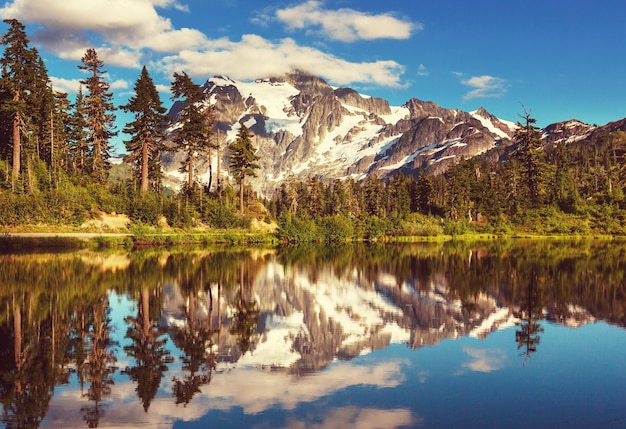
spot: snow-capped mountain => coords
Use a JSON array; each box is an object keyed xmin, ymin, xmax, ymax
[
  {"xmin": 159, "ymin": 253, "xmax": 598, "ymax": 372},
  {"xmin": 162, "ymin": 71, "xmax": 517, "ymax": 192}
]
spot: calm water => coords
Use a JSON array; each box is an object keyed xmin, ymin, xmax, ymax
[{"xmin": 1, "ymin": 241, "xmax": 626, "ymax": 428}]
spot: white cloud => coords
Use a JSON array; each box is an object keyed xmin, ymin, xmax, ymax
[
  {"xmin": 279, "ymin": 407, "xmax": 420, "ymax": 429},
  {"xmin": 0, "ymin": 0, "xmax": 207, "ymax": 66},
  {"xmin": 462, "ymin": 347, "xmax": 507, "ymax": 373},
  {"xmin": 417, "ymin": 64, "xmax": 429, "ymax": 77},
  {"xmin": 49, "ymin": 77, "xmax": 82, "ymax": 94},
  {"xmin": 49, "ymin": 76, "xmax": 128, "ymax": 94},
  {"xmin": 275, "ymin": 0, "xmax": 419, "ymax": 42},
  {"xmin": 43, "ymin": 359, "xmax": 411, "ymax": 427},
  {"xmin": 460, "ymin": 74, "xmax": 507, "ymax": 101},
  {"xmin": 110, "ymin": 79, "xmax": 130, "ymax": 90},
  {"xmin": 1, "ymin": 0, "xmax": 408, "ymax": 89},
  {"xmin": 156, "ymin": 34, "xmax": 406, "ymax": 88}
]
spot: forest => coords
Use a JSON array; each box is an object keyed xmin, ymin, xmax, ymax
[{"xmin": 1, "ymin": 19, "xmax": 626, "ymax": 241}]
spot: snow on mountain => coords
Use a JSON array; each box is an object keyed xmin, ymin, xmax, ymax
[{"xmin": 162, "ymin": 71, "xmax": 517, "ymax": 193}]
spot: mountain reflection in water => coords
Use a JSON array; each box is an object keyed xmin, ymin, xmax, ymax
[{"xmin": 1, "ymin": 241, "xmax": 626, "ymax": 428}]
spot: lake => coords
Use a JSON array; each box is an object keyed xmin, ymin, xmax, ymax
[{"xmin": 1, "ymin": 240, "xmax": 626, "ymax": 428}]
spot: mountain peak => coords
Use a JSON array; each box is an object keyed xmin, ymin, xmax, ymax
[{"xmin": 163, "ymin": 73, "xmax": 520, "ymax": 192}]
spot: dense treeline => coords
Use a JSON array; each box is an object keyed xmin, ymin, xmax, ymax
[
  {"xmin": 269, "ymin": 112, "xmax": 626, "ymax": 240},
  {"xmin": 0, "ymin": 20, "xmax": 255, "ymax": 230},
  {"xmin": 1, "ymin": 20, "xmax": 625, "ymax": 239}
]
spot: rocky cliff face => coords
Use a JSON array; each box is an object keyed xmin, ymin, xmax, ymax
[
  {"xmin": 164, "ymin": 71, "xmax": 625, "ymax": 193},
  {"xmin": 163, "ymin": 71, "xmax": 516, "ymax": 192},
  {"xmin": 543, "ymin": 119, "xmax": 596, "ymax": 146},
  {"xmin": 160, "ymin": 253, "xmax": 600, "ymax": 373}
]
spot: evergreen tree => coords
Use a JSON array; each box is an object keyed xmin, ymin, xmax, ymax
[
  {"xmin": 122, "ymin": 66, "xmax": 168, "ymax": 194},
  {"xmin": 170, "ymin": 71, "xmax": 214, "ymax": 189},
  {"xmin": 67, "ymin": 87, "xmax": 89, "ymax": 175},
  {"xmin": 513, "ymin": 108, "xmax": 544, "ymax": 207},
  {"xmin": 0, "ymin": 19, "xmax": 38, "ymax": 191},
  {"xmin": 31, "ymin": 53, "xmax": 54, "ymax": 167},
  {"xmin": 227, "ymin": 123, "xmax": 260, "ymax": 215},
  {"xmin": 51, "ymin": 90, "xmax": 72, "ymax": 174},
  {"xmin": 79, "ymin": 48, "xmax": 116, "ymax": 185},
  {"xmin": 415, "ymin": 174, "xmax": 434, "ymax": 214}
]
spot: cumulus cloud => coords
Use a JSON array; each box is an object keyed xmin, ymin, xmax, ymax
[
  {"xmin": 155, "ymin": 34, "xmax": 406, "ymax": 88},
  {"xmin": 462, "ymin": 347, "xmax": 507, "ymax": 373},
  {"xmin": 0, "ymin": 0, "xmax": 206, "ymax": 66},
  {"xmin": 275, "ymin": 0, "xmax": 419, "ymax": 42},
  {"xmin": 459, "ymin": 74, "xmax": 507, "ymax": 101},
  {"xmin": 0, "ymin": 0, "xmax": 409, "ymax": 89},
  {"xmin": 49, "ymin": 77, "xmax": 82, "ymax": 94}
]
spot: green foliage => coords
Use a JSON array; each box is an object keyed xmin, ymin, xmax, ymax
[
  {"xmin": 359, "ymin": 215, "xmax": 392, "ymax": 240},
  {"xmin": 319, "ymin": 214, "xmax": 355, "ymax": 242},
  {"xmin": 79, "ymin": 48, "xmax": 116, "ymax": 185},
  {"xmin": 129, "ymin": 193, "xmax": 162, "ymax": 225},
  {"xmin": 397, "ymin": 213, "xmax": 444, "ymax": 236},
  {"xmin": 203, "ymin": 198, "xmax": 245, "ymax": 229},
  {"xmin": 121, "ymin": 66, "xmax": 168, "ymax": 194},
  {"xmin": 277, "ymin": 215, "xmax": 320, "ymax": 243},
  {"xmin": 227, "ymin": 123, "xmax": 260, "ymax": 215},
  {"xmin": 170, "ymin": 71, "xmax": 214, "ymax": 187},
  {"xmin": 1, "ymin": 21, "xmax": 625, "ymax": 240}
]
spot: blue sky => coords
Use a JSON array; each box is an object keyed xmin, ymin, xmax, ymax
[{"xmin": 1, "ymin": 0, "xmax": 625, "ymax": 152}]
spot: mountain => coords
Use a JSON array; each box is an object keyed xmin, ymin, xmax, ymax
[
  {"xmin": 160, "ymin": 253, "xmax": 598, "ymax": 372},
  {"xmin": 162, "ymin": 71, "xmax": 517, "ymax": 192},
  {"xmin": 162, "ymin": 70, "xmax": 626, "ymax": 194}
]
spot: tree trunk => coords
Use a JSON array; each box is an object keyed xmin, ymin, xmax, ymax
[
  {"xmin": 12, "ymin": 91, "xmax": 21, "ymax": 191},
  {"xmin": 239, "ymin": 169, "xmax": 245, "ymax": 215},
  {"xmin": 140, "ymin": 141, "xmax": 149, "ymax": 193},
  {"xmin": 216, "ymin": 130, "xmax": 221, "ymax": 193},
  {"xmin": 187, "ymin": 150, "xmax": 194, "ymax": 188},
  {"xmin": 13, "ymin": 294, "xmax": 22, "ymax": 371},
  {"xmin": 141, "ymin": 288, "xmax": 150, "ymax": 337}
]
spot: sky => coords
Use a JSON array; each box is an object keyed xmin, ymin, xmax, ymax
[{"xmin": 1, "ymin": 0, "xmax": 625, "ymax": 153}]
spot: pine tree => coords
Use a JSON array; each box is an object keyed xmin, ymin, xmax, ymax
[
  {"xmin": 32, "ymin": 54, "xmax": 54, "ymax": 168},
  {"xmin": 227, "ymin": 123, "xmax": 260, "ymax": 215},
  {"xmin": 513, "ymin": 108, "xmax": 544, "ymax": 207},
  {"xmin": 67, "ymin": 87, "xmax": 89, "ymax": 175},
  {"xmin": 51, "ymin": 91, "xmax": 72, "ymax": 172},
  {"xmin": 79, "ymin": 48, "xmax": 116, "ymax": 185},
  {"xmin": 122, "ymin": 66, "xmax": 168, "ymax": 194},
  {"xmin": 170, "ymin": 71, "xmax": 214, "ymax": 189},
  {"xmin": 415, "ymin": 174, "xmax": 434, "ymax": 214},
  {"xmin": 0, "ymin": 19, "xmax": 38, "ymax": 191}
]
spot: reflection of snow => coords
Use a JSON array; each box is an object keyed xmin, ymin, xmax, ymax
[
  {"xmin": 291, "ymin": 264, "xmax": 410, "ymax": 347},
  {"xmin": 469, "ymin": 307, "xmax": 518, "ymax": 339},
  {"xmin": 235, "ymin": 312, "xmax": 307, "ymax": 369}
]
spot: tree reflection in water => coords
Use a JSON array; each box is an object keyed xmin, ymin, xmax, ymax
[
  {"xmin": 169, "ymin": 254, "xmax": 218, "ymax": 406},
  {"xmin": 79, "ymin": 299, "xmax": 118, "ymax": 428},
  {"xmin": 0, "ymin": 241, "xmax": 625, "ymax": 426},
  {"xmin": 514, "ymin": 266, "xmax": 544, "ymax": 364},
  {"xmin": 123, "ymin": 287, "xmax": 173, "ymax": 412}
]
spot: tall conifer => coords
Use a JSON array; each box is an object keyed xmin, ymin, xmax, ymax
[
  {"xmin": 0, "ymin": 19, "xmax": 37, "ymax": 191},
  {"xmin": 122, "ymin": 66, "xmax": 168, "ymax": 193},
  {"xmin": 79, "ymin": 48, "xmax": 116, "ymax": 185},
  {"xmin": 170, "ymin": 71, "xmax": 214, "ymax": 189},
  {"xmin": 227, "ymin": 123, "xmax": 260, "ymax": 215}
]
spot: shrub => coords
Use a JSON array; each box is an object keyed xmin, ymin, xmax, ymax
[
  {"xmin": 129, "ymin": 193, "xmax": 162, "ymax": 225},
  {"xmin": 320, "ymin": 215, "xmax": 354, "ymax": 242},
  {"xmin": 277, "ymin": 215, "xmax": 320, "ymax": 242}
]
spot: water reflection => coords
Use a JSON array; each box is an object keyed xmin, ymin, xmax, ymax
[{"xmin": 0, "ymin": 240, "xmax": 625, "ymax": 427}]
